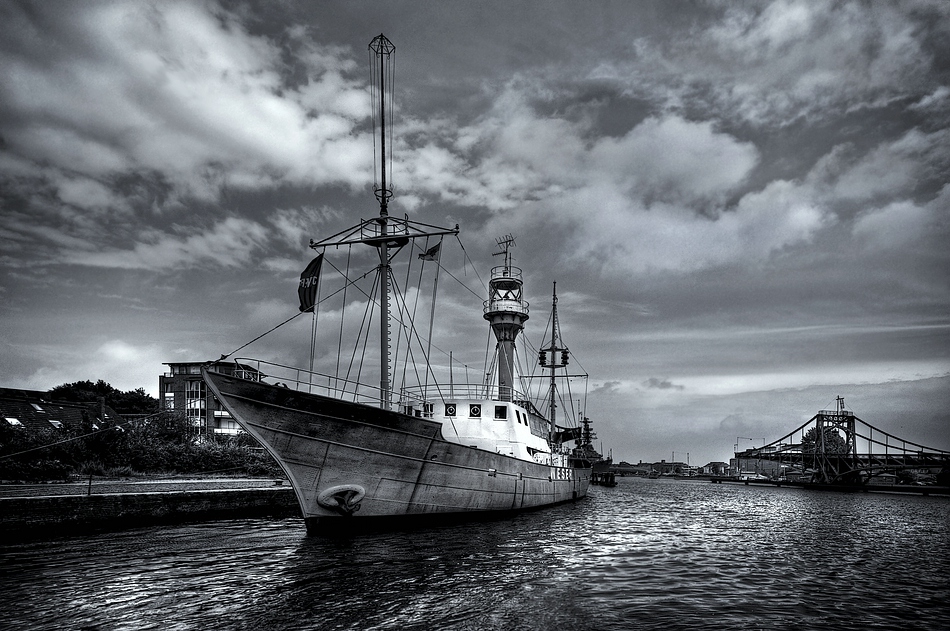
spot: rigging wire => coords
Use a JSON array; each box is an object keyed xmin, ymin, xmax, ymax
[
  {"xmin": 218, "ymin": 235, "xmax": 568, "ymax": 418},
  {"xmin": 335, "ymin": 245, "xmax": 353, "ymax": 393},
  {"xmin": 221, "ymin": 253, "xmax": 378, "ymax": 362},
  {"xmin": 309, "ymin": 259, "xmax": 322, "ymax": 391},
  {"xmin": 395, "ymin": 237, "xmax": 421, "ymax": 392},
  {"xmin": 482, "ymin": 327, "xmax": 494, "ymax": 399},
  {"xmin": 220, "ymin": 311, "xmax": 306, "ymax": 360},
  {"xmin": 451, "ymin": 235, "xmax": 488, "ymax": 299},
  {"xmin": 347, "ymin": 268, "xmax": 379, "ymax": 399},
  {"xmin": 388, "ymin": 267, "xmax": 431, "ymax": 403}
]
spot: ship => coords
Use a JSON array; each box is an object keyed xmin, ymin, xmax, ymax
[
  {"xmin": 573, "ymin": 415, "xmax": 616, "ymax": 486},
  {"xmin": 202, "ymin": 34, "xmax": 592, "ymax": 533},
  {"xmin": 573, "ymin": 415, "xmax": 613, "ymax": 473}
]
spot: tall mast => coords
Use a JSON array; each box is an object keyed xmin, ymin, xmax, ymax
[
  {"xmin": 370, "ymin": 33, "xmax": 395, "ymax": 409},
  {"xmin": 548, "ymin": 283, "xmax": 558, "ymax": 436},
  {"xmin": 308, "ymin": 34, "xmax": 458, "ymax": 411},
  {"xmin": 539, "ymin": 282, "xmax": 569, "ymax": 443}
]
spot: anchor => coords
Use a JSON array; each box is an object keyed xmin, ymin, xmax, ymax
[{"xmin": 316, "ymin": 484, "xmax": 366, "ymax": 516}]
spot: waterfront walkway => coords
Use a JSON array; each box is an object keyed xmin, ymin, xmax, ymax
[
  {"xmin": 0, "ymin": 476, "xmax": 289, "ymax": 499},
  {"xmin": 0, "ymin": 476, "xmax": 298, "ymax": 541}
]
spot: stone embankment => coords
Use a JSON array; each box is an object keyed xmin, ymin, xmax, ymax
[{"xmin": 0, "ymin": 477, "xmax": 299, "ymax": 541}]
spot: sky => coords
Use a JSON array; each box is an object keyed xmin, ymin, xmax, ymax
[{"xmin": 2, "ymin": 0, "xmax": 949, "ymax": 466}]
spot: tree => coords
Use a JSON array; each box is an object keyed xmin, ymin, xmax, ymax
[
  {"xmin": 801, "ymin": 426, "xmax": 850, "ymax": 455},
  {"xmin": 48, "ymin": 380, "xmax": 158, "ymax": 415}
]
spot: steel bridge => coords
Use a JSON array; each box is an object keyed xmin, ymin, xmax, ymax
[{"xmin": 734, "ymin": 396, "xmax": 950, "ymax": 486}]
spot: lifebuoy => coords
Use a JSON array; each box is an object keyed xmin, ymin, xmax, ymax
[{"xmin": 317, "ymin": 484, "xmax": 366, "ymax": 515}]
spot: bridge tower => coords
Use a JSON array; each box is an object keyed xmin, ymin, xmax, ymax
[
  {"xmin": 483, "ymin": 235, "xmax": 529, "ymax": 402},
  {"xmin": 743, "ymin": 398, "xmax": 950, "ymax": 487},
  {"xmin": 811, "ymin": 395, "xmax": 859, "ymax": 483}
]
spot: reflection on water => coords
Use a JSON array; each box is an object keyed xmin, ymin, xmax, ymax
[{"xmin": 2, "ymin": 479, "xmax": 948, "ymax": 630}]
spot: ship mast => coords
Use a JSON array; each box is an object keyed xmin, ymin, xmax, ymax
[
  {"xmin": 308, "ymin": 34, "xmax": 458, "ymax": 412},
  {"xmin": 539, "ymin": 282, "xmax": 569, "ymax": 443},
  {"xmin": 370, "ymin": 33, "xmax": 395, "ymax": 409}
]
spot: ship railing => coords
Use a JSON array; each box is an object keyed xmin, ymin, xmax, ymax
[
  {"xmin": 483, "ymin": 298, "xmax": 529, "ymax": 316},
  {"xmin": 400, "ymin": 382, "xmax": 530, "ymax": 403},
  {"xmin": 490, "ymin": 265, "xmax": 522, "ymax": 281},
  {"xmin": 226, "ymin": 358, "xmax": 430, "ymax": 409}
]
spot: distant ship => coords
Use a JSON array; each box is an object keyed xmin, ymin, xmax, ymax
[
  {"xmin": 573, "ymin": 415, "xmax": 613, "ymax": 473},
  {"xmin": 202, "ymin": 34, "xmax": 592, "ymax": 532}
]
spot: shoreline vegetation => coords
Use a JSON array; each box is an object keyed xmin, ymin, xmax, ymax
[{"xmin": 1, "ymin": 380, "xmax": 283, "ymax": 484}]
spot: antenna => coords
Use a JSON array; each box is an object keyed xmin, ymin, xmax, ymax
[{"xmin": 493, "ymin": 234, "xmax": 516, "ymax": 268}]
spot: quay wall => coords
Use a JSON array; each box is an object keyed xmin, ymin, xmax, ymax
[{"xmin": 0, "ymin": 488, "xmax": 300, "ymax": 541}]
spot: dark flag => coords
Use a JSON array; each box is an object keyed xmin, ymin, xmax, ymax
[
  {"xmin": 298, "ymin": 254, "xmax": 324, "ymax": 312},
  {"xmin": 551, "ymin": 427, "xmax": 582, "ymax": 444},
  {"xmin": 418, "ymin": 241, "xmax": 441, "ymax": 261}
]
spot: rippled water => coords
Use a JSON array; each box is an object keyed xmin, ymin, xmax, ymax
[{"xmin": 2, "ymin": 478, "xmax": 948, "ymax": 630}]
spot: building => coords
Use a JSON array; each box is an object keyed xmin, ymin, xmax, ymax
[
  {"xmin": 702, "ymin": 461, "xmax": 729, "ymax": 476},
  {"xmin": 730, "ymin": 450, "xmax": 784, "ymax": 479},
  {"xmin": 653, "ymin": 459, "xmax": 689, "ymax": 475},
  {"xmin": 159, "ymin": 361, "xmax": 258, "ymax": 437},
  {"xmin": 0, "ymin": 387, "xmax": 121, "ymax": 433}
]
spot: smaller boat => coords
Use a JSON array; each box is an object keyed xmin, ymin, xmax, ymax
[{"xmin": 590, "ymin": 471, "xmax": 618, "ymax": 487}]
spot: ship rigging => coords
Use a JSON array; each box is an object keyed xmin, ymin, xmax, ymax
[{"xmin": 202, "ymin": 34, "xmax": 594, "ymax": 531}]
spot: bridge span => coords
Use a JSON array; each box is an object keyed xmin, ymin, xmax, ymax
[{"xmin": 734, "ymin": 396, "xmax": 950, "ymax": 486}]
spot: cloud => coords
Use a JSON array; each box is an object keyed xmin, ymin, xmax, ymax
[
  {"xmin": 587, "ymin": 115, "xmax": 759, "ymax": 205},
  {"xmin": 591, "ymin": 380, "xmax": 624, "ymax": 395},
  {"xmin": 0, "ymin": 1, "xmax": 374, "ymax": 207},
  {"xmin": 642, "ymin": 378, "xmax": 684, "ymax": 391},
  {"xmin": 630, "ymin": 1, "xmax": 949, "ymax": 125},
  {"xmin": 815, "ymin": 129, "xmax": 950, "ymax": 203},
  {"xmin": 852, "ymin": 200, "xmax": 932, "ymax": 251},
  {"xmin": 9, "ymin": 339, "xmax": 165, "ymax": 397},
  {"xmin": 677, "ymin": 360, "xmax": 950, "ymax": 397},
  {"xmin": 911, "ymin": 85, "xmax": 950, "ymax": 110},
  {"xmin": 544, "ymin": 174, "xmax": 827, "ymax": 278},
  {"xmin": 66, "ymin": 217, "xmax": 270, "ymax": 270}
]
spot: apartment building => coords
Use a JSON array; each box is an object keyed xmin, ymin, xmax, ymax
[{"xmin": 159, "ymin": 362, "xmax": 251, "ymax": 436}]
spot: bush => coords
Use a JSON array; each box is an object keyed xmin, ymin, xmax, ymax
[
  {"xmin": 1, "ymin": 409, "xmax": 282, "ymax": 480},
  {"xmin": 0, "ymin": 459, "xmax": 72, "ymax": 482}
]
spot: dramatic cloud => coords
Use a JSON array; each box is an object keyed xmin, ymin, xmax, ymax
[{"xmin": 1, "ymin": 0, "xmax": 948, "ymax": 465}]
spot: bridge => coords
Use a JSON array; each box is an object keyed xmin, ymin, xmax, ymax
[{"xmin": 734, "ymin": 396, "xmax": 950, "ymax": 486}]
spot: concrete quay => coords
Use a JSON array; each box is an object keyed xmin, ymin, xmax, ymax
[
  {"xmin": 0, "ymin": 477, "xmax": 300, "ymax": 542},
  {"xmin": 709, "ymin": 476, "xmax": 950, "ymax": 496}
]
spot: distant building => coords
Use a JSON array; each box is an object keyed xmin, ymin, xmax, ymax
[
  {"xmin": 0, "ymin": 387, "xmax": 121, "ymax": 433},
  {"xmin": 731, "ymin": 449, "xmax": 784, "ymax": 479},
  {"xmin": 702, "ymin": 461, "xmax": 729, "ymax": 476},
  {"xmin": 159, "ymin": 361, "xmax": 258, "ymax": 437},
  {"xmin": 653, "ymin": 459, "xmax": 688, "ymax": 475}
]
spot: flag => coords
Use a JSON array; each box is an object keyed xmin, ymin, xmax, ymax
[
  {"xmin": 418, "ymin": 241, "xmax": 441, "ymax": 261},
  {"xmin": 298, "ymin": 254, "xmax": 324, "ymax": 312},
  {"xmin": 551, "ymin": 426, "xmax": 582, "ymax": 444}
]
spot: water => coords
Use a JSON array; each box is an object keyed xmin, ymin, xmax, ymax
[{"xmin": 2, "ymin": 478, "xmax": 948, "ymax": 630}]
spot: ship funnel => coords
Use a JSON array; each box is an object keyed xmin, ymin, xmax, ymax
[{"xmin": 483, "ymin": 235, "xmax": 529, "ymax": 401}]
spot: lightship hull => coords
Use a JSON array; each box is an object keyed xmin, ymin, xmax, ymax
[{"xmin": 204, "ymin": 369, "xmax": 591, "ymax": 531}]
